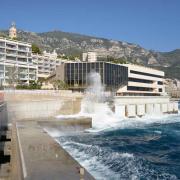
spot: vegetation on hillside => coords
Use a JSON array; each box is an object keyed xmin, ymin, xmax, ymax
[
  {"xmin": 106, "ymin": 56, "xmax": 128, "ymax": 64},
  {"xmin": 32, "ymin": 44, "xmax": 42, "ymax": 54},
  {"xmin": 0, "ymin": 29, "xmax": 180, "ymax": 79}
]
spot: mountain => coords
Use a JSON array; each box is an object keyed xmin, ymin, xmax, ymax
[{"xmin": 0, "ymin": 30, "xmax": 180, "ymax": 79}]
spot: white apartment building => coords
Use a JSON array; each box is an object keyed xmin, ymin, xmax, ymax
[
  {"xmin": 32, "ymin": 50, "xmax": 62, "ymax": 78},
  {"xmin": 117, "ymin": 64, "xmax": 165, "ymax": 96},
  {"xmin": 82, "ymin": 52, "xmax": 97, "ymax": 62},
  {"xmin": 0, "ymin": 38, "xmax": 37, "ymax": 86}
]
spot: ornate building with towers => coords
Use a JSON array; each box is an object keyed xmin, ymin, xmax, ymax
[{"xmin": 9, "ymin": 22, "xmax": 17, "ymax": 39}]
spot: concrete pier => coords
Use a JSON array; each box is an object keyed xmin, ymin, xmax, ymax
[{"xmin": 16, "ymin": 119, "xmax": 94, "ymax": 180}]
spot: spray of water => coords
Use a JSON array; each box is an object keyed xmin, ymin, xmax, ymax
[{"xmin": 79, "ymin": 72, "xmax": 121, "ymax": 131}]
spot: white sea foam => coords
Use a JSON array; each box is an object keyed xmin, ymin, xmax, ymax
[
  {"xmin": 44, "ymin": 127, "xmax": 64, "ymax": 137},
  {"xmin": 54, "ymin": 137, "xmax": 178, "ymax": 180}
]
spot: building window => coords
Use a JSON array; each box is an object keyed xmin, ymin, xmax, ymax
[
  {"xmin": 127, "ymin": 86, "xmax": 153, "ymax": 92},
  {"xmin": 158, "ymin": 81, "xmax": 163, "ymax": 85},
  {"xmin": 129, "ymin": 77, "xmax": 153, "ymax": 84},
  {"xmin": 130, "ymin": 70, "xmax": 163, "ymax": 78}
]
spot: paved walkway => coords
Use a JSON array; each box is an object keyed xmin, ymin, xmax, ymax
[{"xmin": 16, "ymin": 121, "xmax": 94, "ymax": 180}]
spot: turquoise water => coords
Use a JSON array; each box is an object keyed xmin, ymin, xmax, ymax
[{"xmin": 56, "ymin": 108, "xmax": 180, "ymax": 180}]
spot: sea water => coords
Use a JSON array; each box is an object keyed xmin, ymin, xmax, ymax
[{"xmin": 53, "ymin": 72, "xmax": 180, "ymax": 180}]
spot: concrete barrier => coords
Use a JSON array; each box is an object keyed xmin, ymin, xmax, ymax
[
  {"xmin": 115, "ymin": 105, "xmax": 125, "ymax": 117},
  {"xmin": 154, "ymin": 104, "xmax": 161, "ymax": 114},
  {"xmin": 4, "ymin": 91, "xmax": 82, "ymax": 122},
  {"xmin": 6, "ymin": 100, "xmax": 63, "ymax": 122},
  {"xmin": 137, "ymin": 104, "xmax": 145, "ymax": 117},
  {"xmin": 173, "ymin": 102, "xmax": 179, "ymax": 113},
  {"xmin": 145, "ymin": 104, "xmax": 154, "ymax": 114},
  {"xmin": 126, "ymin": 105, "xmax": 136, "ymax": 118},
  {"xmin": 161, "ymin": 103, "xmax": 168, "ymax": 113},
  {"xmin": 168, "ymin": 102, "xmax": 174, "ymax": 113}
]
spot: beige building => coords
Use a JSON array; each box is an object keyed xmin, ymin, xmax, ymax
[
  {"xmin": 32, "ymin": 50, "xmax": 62, "ymax": 79},
  {"xmin": 46, "ymin": 62, "xmax": 166, "ymax": 96},
  {"xmin": 117, "ymin": 64, "xmax": 165, "ymax": 96},
  {"xmin": 82, "ymin": 52, "xmax": 97, "ymax": 62}
]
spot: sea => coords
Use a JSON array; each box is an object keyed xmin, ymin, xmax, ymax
[
  {"xmin": 55, "ymin": 110, "xmax": 180, "ymax": 180},
  {"xmin": 49, "ymin": 72, "xmax": 180, "ymax": 180}
]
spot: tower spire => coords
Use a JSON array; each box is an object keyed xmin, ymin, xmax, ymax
[{"xmin": 9, "ymin": 21, "xmax": 17, "ymax": 39}]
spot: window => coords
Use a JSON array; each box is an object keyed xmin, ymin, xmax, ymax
[
  {"xmin": 130, "ymin": 70, "xmax": 163, "ymax": 78},
  {"xmin": 158, "ymin": 81, "xmax": 163, "ymax": 85}
]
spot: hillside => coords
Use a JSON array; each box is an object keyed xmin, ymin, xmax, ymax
[{"xmin": 0, "ymin": 30, "xmax": 180, "ymax": 79}]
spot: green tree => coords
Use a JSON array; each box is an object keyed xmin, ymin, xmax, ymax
[
  {"xmin": 6, "ymin": 65, "xmax": 19, "ymax": 89},
  {"xmin": 32, "ymin": 44, "xmax": 42, "ymax": 54},
  {"xmin": 53, "ymin": 80, "xmax": 69, "ymax": 90}
]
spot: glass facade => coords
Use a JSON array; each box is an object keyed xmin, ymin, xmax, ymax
[{"xmin": 64, "ymin": 62, "xmax": 128, "ymax": 90}]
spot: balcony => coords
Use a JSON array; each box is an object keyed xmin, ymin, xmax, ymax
[
  {"xmin": 19, "ymin": 71, "xmax": 28, "ymax": 74},
  {"xmin": 6, "ymin": 56, "xmax": 16, "ymax": 61},
  {"xmin": 19, "ymin": 75, "xmax": 28, "ymax": 80},
  {"xmin": 29, "ymin": 70, "xmax": 36, "ymax": 74},
  {"xmin": 6, "ymin": 50, "xmax": 17, "ymax": 57},
  {"xmin": 6, "ymin": 44, "xmax": 17, "ymax": 50},
  {"xmin": 18, "ymin": 46, "xmax": 29, "ymax": 52},
  {"xmin": 18, "ymin": 52, "xmax": 27, "ymax": 57},
  {"xmin": 0, "ymin": 55, "xmax": 5, "ymax": 61},
  {"xmin": 29, "ymin": 75, "xmax": 36, "ymax": 80},
  {"xmin": 17, "ymin": 58, "xmax": 27, "ymax": 62},
  {"xmin": 0, "ymin": 48, "xmax": 5, "ymax": 54},
  {"xmin": 0, "ymin": 43, "xmax": 5, "ymax": 48}
]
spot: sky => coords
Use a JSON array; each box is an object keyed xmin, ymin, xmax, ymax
[{"xmin": 0, "ymin": 0, "xmax": 180, "ymax": 52}]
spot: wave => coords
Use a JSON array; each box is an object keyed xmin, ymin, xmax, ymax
[
  {"xmin": 55, "ymin": 136, "xmax": 178, "ymax": 180},
  {"xmin": 56, "ymin": 109, "xmax": 180, "ymax": 133}
]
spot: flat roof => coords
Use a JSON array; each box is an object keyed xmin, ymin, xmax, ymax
[{"xmin": 0, "ymin": 37, "xmax": 31, "ymax": 46}]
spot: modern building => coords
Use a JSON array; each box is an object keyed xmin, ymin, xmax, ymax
[
  {"xmin": 82, "ymin": 52, "xmax": 97, "ymax": 62},
  {"xmin": 116, "ymin": 64, "xmax": 165, "ymax": 96},
  {"xmin": 48, "ymin": 61, "xmax": 165, "ymax": 96},
  {"xmin": 48, "ymin": 61, "xmax": 128, "ymax": 91},
  {"xmin": 32, "ymin": 50, "xmax": 62, "ymax": 79},
  {"xmin": 0, "ymin": 37, "xmax": 38, "ymax": 86}
]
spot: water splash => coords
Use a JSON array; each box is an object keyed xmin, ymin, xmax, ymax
[{"xmin": 79, "ymin": 72, "xmax": 121, "ymax": 131}]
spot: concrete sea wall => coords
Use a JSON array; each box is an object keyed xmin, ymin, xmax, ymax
[
  {"xmin": 3, "ymin": 91, "xmax": 82, "ymax": 122},
  {"xmin": 115, "ymin": 96, "xmax": 179, "ymax": 118}
]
